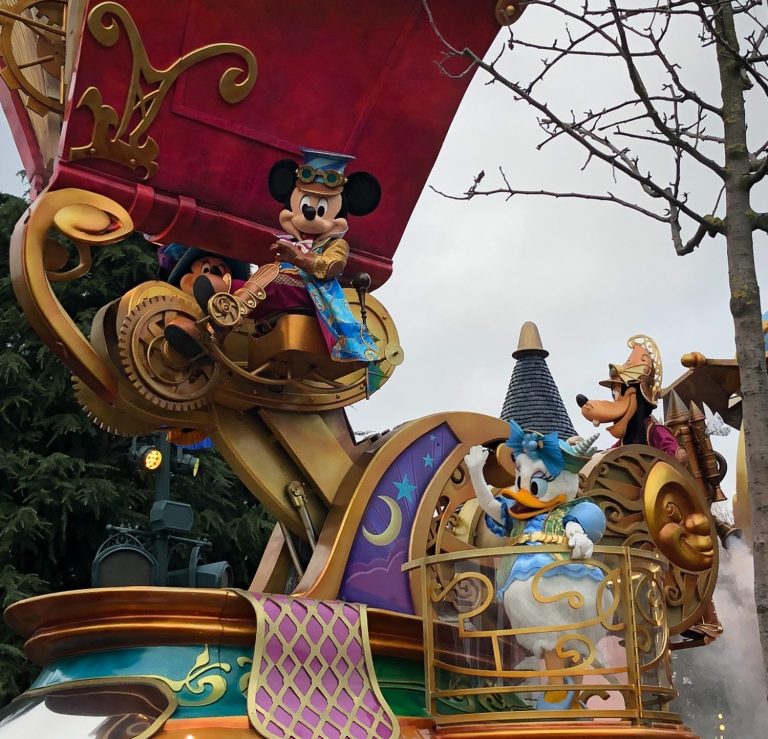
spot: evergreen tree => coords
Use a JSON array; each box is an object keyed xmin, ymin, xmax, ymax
[{"xmin": 0, "ymin": 193, "xmax": 272, "ymax": 704}]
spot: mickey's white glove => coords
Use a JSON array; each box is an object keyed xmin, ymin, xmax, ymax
[
  {"xmin": 464, "ymin": 445, "xmax": 489, "ymax": 471},
  {"xmin": 565, "ymin": 521, "xmax": 593, "ymax": 559}
]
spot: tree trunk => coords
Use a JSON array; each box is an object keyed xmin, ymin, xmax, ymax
[{"xmin": 715, "ymin": 1, "xmax": 768, "ymax": 698}]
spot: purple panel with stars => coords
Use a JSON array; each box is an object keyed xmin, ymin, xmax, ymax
[{"xmin": 339, "ymin": 423, "xmax": 459, "ymax": 613}]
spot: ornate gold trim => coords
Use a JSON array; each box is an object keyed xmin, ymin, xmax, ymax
[
  {"xmin": 437, "ymin": 722, "xmax": 698, "ymax": 738},
  {"xmin": 4, "ymin": 587, "xmax": 255, "ymax": 664},
  {"xmin": 580, "ymin": 444, "xmax": 719, "ymax": 635},
  {"xmin": 407, "ymin": 546, "xmax": 676, "ymax": 728},
  {"xmin": 147, "ymin": 645, "xmax": 231, "ymax": 707},
  {"xmin": 508, "ymin": 531, "xmax": 568, "ymax": 546},
  {"xmin": 294, "ymin": 413, "xmax": 509, "ymax": 602},
  {"xmin": 4, "ymin": 587, "xmax": 426, "ymax": 667},
  {"xmin": 10, "ymin": 187, "xmax": 134, "ymax": 402},
  {"xmin": 69, "ymin": 1, "xmax": 257, "ymax": 178}
]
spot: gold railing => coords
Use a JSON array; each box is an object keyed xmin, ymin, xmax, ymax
[{"xmin": 403, "ymin": 545, "xmax": 676, "ymax": 727}]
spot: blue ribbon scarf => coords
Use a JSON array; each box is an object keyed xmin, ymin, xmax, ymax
[{"xmin": 505, "ymin": 419, "xmax": 565, "ymax": 477}]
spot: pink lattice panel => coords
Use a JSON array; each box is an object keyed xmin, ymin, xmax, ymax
[{"xmin": 241, "ymin": 592, "xmax": 399, "ymax": 739}]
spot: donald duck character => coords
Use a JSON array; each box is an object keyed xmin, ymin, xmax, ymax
[{"xmin": 464, "ymin": 420, "xmax": 606, "ymax": 710}]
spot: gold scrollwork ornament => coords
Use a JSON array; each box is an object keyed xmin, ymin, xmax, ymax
[
  {"xmin": 150, "ymin": 645, "xmax": 231, "ymax": 707},
  {"xmin": 10, "ymin": 188, "xmax": 134, "ymax": 402},
  {"xmin": 69, "ymin": 1, "xmax": 258, "ymax": 178}
]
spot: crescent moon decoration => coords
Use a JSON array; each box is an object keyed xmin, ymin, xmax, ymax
[{"xmin": 362, "ymin": 496, "xmax": 403, "ymax": 547}]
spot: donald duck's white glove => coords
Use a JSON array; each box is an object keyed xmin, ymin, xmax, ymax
[{"xmin": 565, "ymin": 521, "xmax": 593, "ymax": 559}]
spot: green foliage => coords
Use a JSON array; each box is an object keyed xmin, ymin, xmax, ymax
[{"xmin": 0, "ymin": 193, "xmax": 272, "ymax": 705}]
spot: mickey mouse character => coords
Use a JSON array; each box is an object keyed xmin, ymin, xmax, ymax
[{"xmin": 167, "ymin": 148, "xmax": 381, "ymax": 364}]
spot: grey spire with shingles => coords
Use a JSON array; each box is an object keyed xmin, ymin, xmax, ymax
[{"xmin": 500, "ymin": 322, "xmax": 577, "ymax": 440}]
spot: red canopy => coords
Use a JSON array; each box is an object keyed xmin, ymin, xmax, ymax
[{"xmin": 35, "ymin": 1, "xmax": 507, "ymax": 286}]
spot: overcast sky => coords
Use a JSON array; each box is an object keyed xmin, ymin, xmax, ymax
[
  {"xmin": 1, "ymin": 6, "xmax": 766, "ymax": 494},
  {"xmin": 2, "ymin": 6, "xmax": 767, "ymax": 730}
]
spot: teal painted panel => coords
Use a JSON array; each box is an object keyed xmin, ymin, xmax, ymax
[{"xmin": 32, "ymin": 645, "xmax": 252, "ymax": 719}]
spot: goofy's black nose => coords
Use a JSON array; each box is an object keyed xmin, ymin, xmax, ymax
[
  {"xmin": 576, "ymin": 394, "xmax": 589, "ymax": 408},
  {"xmin": 302, "ymin": 204, "xmax": 316, "ymax": 221}
]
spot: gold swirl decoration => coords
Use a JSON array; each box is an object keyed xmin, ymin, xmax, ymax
[
  {"xmin": 430, "ymin": 571, "xmax": 495, "ymax": 637},
  {"xmin": 10, "ymin": 188, "xmax": 134, "ymax": 401},
  {"xmin": 148, "ymin": 645, "xmax": 230, "ymax": 707},
  {"xmin": 405, "ymin": 545, "xmax": 678, "ymax": 725},
  {"xmin": 69, "ymin": 1, "xmax": 258, "ymax": 179},
  {"xmin": 0, "ymin": 0, "xmax": 66, "ymax": 116},
  {"xmin": 236, "ymin": 656, "xmax": 252, "ymax": 695},
  {"xmin": 580, "ymin": 445, "xmax": 718, "ymax": 635}
]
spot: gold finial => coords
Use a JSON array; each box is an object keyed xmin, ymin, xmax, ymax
[
  {"xmin": 512, "ymin": 321, "xmax": 549, "ymax": 359},
  {"xmin": 681, "ymin": 351, "xmax": 707, "ymax": 368}
]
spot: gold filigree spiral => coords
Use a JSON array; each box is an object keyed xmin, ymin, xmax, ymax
[
  {"xmin": 69, "ymin": 1, "xmax": 258, "ymax": 178},
  {"xmin": 149, "ymin": 645, "xmax": 230, "ymax": 707}
]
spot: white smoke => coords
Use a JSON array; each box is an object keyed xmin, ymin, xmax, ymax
[{"xmin": 673, "ymin": 538, "xmax": 768, "ymax": 738}]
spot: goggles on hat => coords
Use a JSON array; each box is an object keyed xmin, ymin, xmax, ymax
[{"xmin": 296, "ymin": 165, "xmax": 347, "ymax": 188}]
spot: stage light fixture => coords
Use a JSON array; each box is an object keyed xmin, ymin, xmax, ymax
[
  {"xmin": 175, "ymin": 450, "xmax": 200, "ymax": 477},
  {"xmin": 137, "ymin": 444, "xmax": 163, "ymax": 471}
]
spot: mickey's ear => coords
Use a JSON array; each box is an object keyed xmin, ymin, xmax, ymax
[
  {"xmin": 268, "ymin": 159, "xmax": 298, "ymax": 202},
  {"xmin": 344, "ymin": 172, "xmax": 381, "ymax": 216}
]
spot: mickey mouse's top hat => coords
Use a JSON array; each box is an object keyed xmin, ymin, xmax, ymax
[{"xmin": 295, "ymin": 148, "xmax": 354, "ymax": 196}]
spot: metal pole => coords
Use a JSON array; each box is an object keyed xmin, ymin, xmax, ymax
[
  {"xmin": 155, "ymin": 433, "xmax": 172, "ymax": 501},
  {"xmin": 153, "ymin": 433, "xmax": 172, "ymax": 584}
]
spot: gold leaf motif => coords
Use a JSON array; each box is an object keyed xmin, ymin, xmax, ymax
[
  {"xmin": 149, "ymin": 645, "xmax": 232, "ymax": 707},
  {"xmin": 236, "ymin": 656, "xmax": 253, "ymax": 695}
]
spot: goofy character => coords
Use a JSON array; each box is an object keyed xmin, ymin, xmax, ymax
[
  {"xmin": 464, "ymin": 422, "xmax": 606, "ymax": 710},
  {"xmin": 576, "ymin": 334, "xmax": 687, "ymax": 464}
]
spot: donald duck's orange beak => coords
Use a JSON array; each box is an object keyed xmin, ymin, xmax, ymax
[{"xmin": 499, "ymin": 488, "xmax": 567, "ymax": 519}]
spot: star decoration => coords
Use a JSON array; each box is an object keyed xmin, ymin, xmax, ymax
[
  {"xmin": 429, "ymin": 434, "xmax": 437, "ymax": 442},
  {"xmin": 423, "ymin": 453, "xmax": 434, "ymax": 469},
  {"xmin": 394, "ymin": 474, "xmax": 417, "ymax": 502}
]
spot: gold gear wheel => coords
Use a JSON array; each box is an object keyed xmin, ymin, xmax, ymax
[
  {"xmin": 73, "ymin": 376, "xmax": 153, "ymax": 436},
  {"xmin": 118, "ymin": 294, "xmax": 219, "ymax": 412}
]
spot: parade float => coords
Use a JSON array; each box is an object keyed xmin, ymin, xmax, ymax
[{"xmin": 0, "ymin": 1, "xmax": 735, "ymax": 737}]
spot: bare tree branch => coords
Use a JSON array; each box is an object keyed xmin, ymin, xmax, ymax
[
  {"xmin": 422, "ymin": 0, "xmax": 762, "ymax": 257},
  {"xmin": 751, "ymin": 212, "xmax": 768, "ymax": 233},
  {"xmin": 458, "ymin": 45, "xmax": 715, "ymax": 228},
  {"xmin": 747, "ymin": 155, "xmax": 768, "ymax": 185},
  {"xmin": 608, "ymin": 0, "xmax": 727, "ymax": 177},
  {"xmin": 670, "ymin": 212, "xmax": 724, "ymax": 255},
  {"xmin": 429, "ymin": 179, "xmax": 671, "ymax": 223}
]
